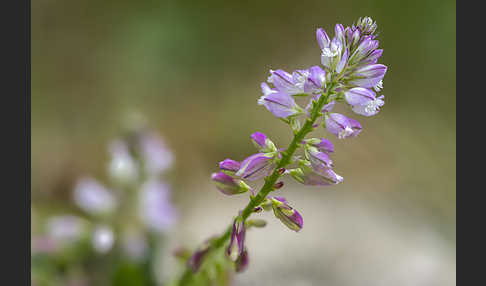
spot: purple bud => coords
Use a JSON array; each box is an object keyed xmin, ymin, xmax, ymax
[
  {"xmin": 219, "ymin": 158, "xmax": 241, "ymax": 175},
  {"xmin": 360, "ymin": 49, "xmax": 383, "ymax": 65},
  {"xmin": 187, "ymin": 242, "xmax": 211, "ymax": 273},
  {"xmin": 316, "ymin": 28, "xmax": 330, "ymax": 50},
  {"xmin": 259, "ymin": 83, "xmax": 300, "ymax": 118},
  {"xmin": 274, "ymin": 181, "xmax": 284, "ymax": 189},
  {"xmin": 227, "ymin": 219, "xmax": 246, "ymax": 261},
  {"xmin": 325, "ymin": 113, "xmax": 362, "ymax": 139},
  {"xmin": 250, "ymin": 132, "xmax": 267, "ymax": 148},
  {"xmin": 336, "ymin": 47, "xmax": 349, "ymax": 73},
  {"xmin": 304, "ymin": 138, "xmax": 334, "ymax": 153},
  {"xmin": 235, "ymin": 249, "xmax": 249, "ymax": 272},
  {"xmin": 211, "ymin": 172, "xmax": 250, "ymax": 195},
  {"xmin": 270, "ymin": 197, "xmax": 303, "ymax": 232},
  {"xmin": 351, "ymin": 36, "xmax": 375, "ymax": 61},
  {"xmin": 250, "ymin": 132, "xmax": 276, "ymax": 152},
  {"xmin": 349, "ymin": 64, "xmax": 387, "ymax": 88},
  {"xmin": 307, "ymin": 147, "xmax": 333, "ymax": 169},
  {"xmin": 236, "ymin": 153, "xmax": 275, "ymax": 181},
  {"xmin": 335, "ymin": 24, "xmax": 346, "ymax": 46}
]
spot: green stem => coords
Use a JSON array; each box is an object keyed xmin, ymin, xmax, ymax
[{"xmin": 178, "ymin": 80, "xmax": 337, "ymax": 285}]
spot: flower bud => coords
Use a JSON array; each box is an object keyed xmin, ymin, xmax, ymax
[
  {"xmin": 273, "ymin": 181, "xmax": 284, "ymax": 189},
  {"xmin": 246, "ymin": 219, "xmax": 267, "ymax": 228},
  {"xmin": 270, "ymin": 197, "xmax": 303, "ymax": 232},
  {"xmin": 235, "ymin": 249, "xmax": 249, "ymax": 273},
  {"xmin": 316, "ymin": 28, "xmax": 330, "ymax": 50},
  {"xmin": 227, "ymin": 218, "xmax": 246, "ymax": 261},
  {"xmin": 305, "ymin": 146, "xmax": 333, "ymax": 169},
  {"xmin": 253, "ymin": 206, "xmax": 263, "ymax": 213},
  {"xmin": 187, "ymin": 240, "xmax": 211, "ymax": 273},
  {"xmin": 250, "ymin": 132, "xmax": 276, "ymax": 153},
  {"xmin": 356, "ymin": 16, "xmax": 377, "ymax": 35},
  {"xmin": 303, "ymin": 138, "xmax": 334, "ymax": 154},
  {"xmin": 325, "ymin": 113, "xmax": 362, "ymax": 139},
  {"xmin": 219, "ymin": 159, "xmax": 241, "ymax": 176},
  {"xmin": 211, "ymin": 172, "xmax": 252, "ymax": 195}
]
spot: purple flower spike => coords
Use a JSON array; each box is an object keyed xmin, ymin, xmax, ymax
[
  {"xmin": 235, "ymin": 249, "xmax": 249, "ymax": 272},
  {"xmin": 316, "ymin": 28, "xmax": 330, "ymax": 50},
  {"xmin": 219, "ymin": 158, "xmax": 241, "ymax": 176},
  {"xmin": 236, "ymin": 153, "xmax": 275, "ymax": 181},
  {"xmin": 268, "ymin": 69, "xmax": 304, "ymax": 95},
  {"xmin": 259, "ymin": 83, "xmax": 300, "ymax": 118},
  {"xmin": 270, "ymin": 197, "xmax": 303, "ymax": 232},
  {"xmin": 211, "ymin": 172, "xmax": 251, "ymax": 195},
  {"xmin": 349, "ymin": 64, "xmax": 387, "ymax": 88},
  {"xmin": 345, "ymin": 87, "xmax": 385, "ymax": 117},
  {"xmin": 325, "ymin": 113, "xmax": 362, "ymax": 139},
  {"xmin": 227, "ymin": 218, "xmax": 246, "ymax": 261}
]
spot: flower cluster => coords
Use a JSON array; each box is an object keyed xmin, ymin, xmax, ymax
[{"xmin": 184, "ymin": 16, "xmax": 387, "ymax": 281}]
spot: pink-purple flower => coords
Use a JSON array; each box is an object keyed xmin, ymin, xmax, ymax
[
  {"xmin": 344, "ymin": 87, "xmax": 385, "ymax": 116},
  {"xmin": 325, "ymin": 113, "xmax": 362, "ymax": 139},
  {"xmin": 236, "ymin": 152, "xmax": 276, "ymax": 181},
  {"xmin": 270, "ymin": 197, "xmax": 303, "ymax": 232},
  {"xmin": 258, "ymin": 82, "xmax": 301, "ymax": 118},
  {"xmin": 211, "ymin": 172, "xmax": 252, "ymax": 195}
]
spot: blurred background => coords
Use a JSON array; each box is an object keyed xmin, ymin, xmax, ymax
[{"xmin": 32, "ymin": 0, "xmax": 456, "ymax": 285}]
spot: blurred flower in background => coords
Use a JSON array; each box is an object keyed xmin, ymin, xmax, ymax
[{"xmin": 31, "ymin": 119, "xmax": 178, "ymax": 286}]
